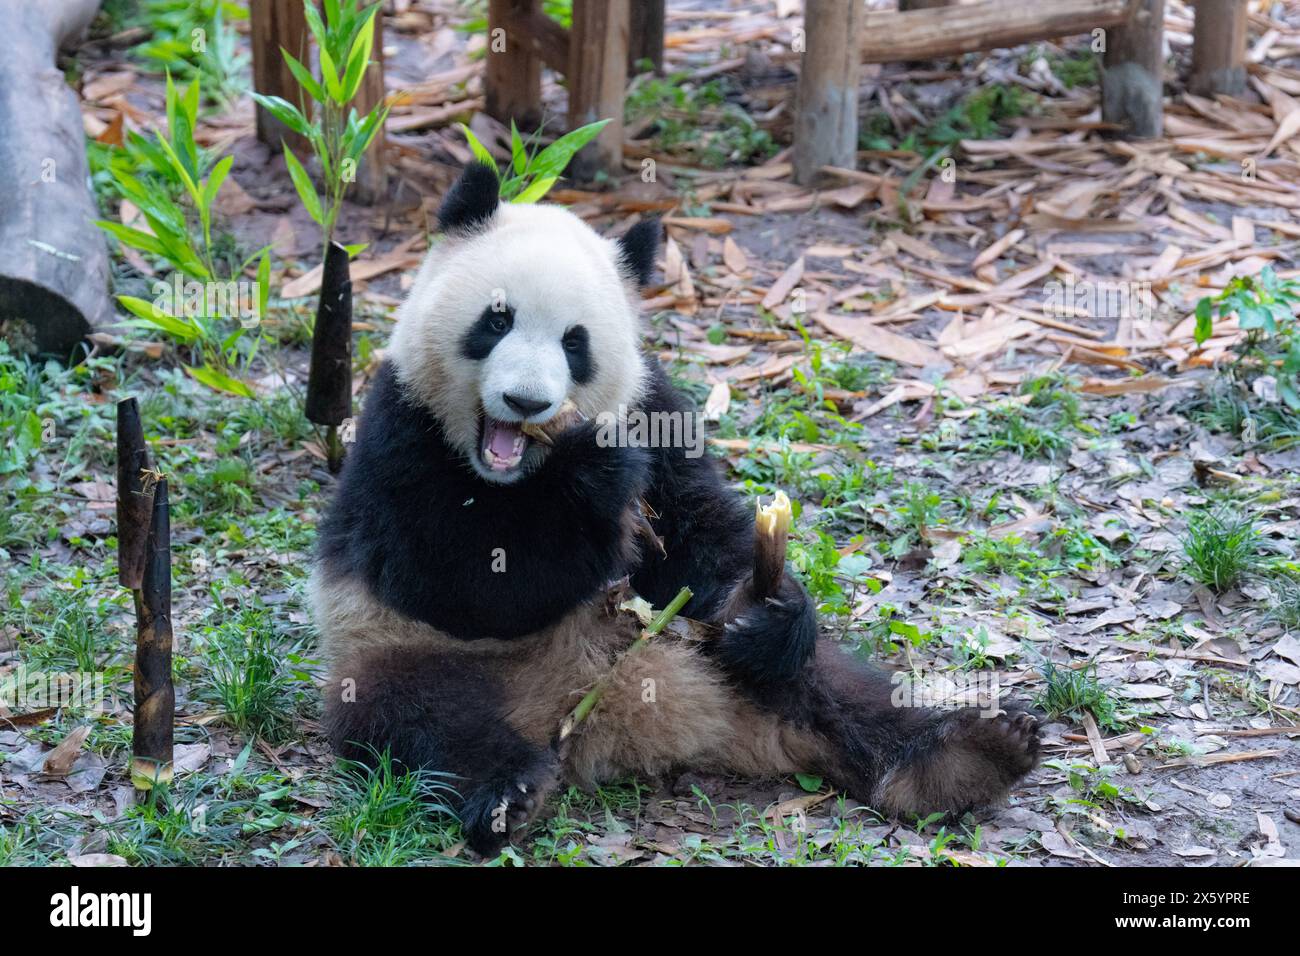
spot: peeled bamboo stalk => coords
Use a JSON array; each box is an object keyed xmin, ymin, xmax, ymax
[
  {"xmin": 132, "ymin": 477, "xmax": 174, "ymax": 795},
  {"xmin": 555, "ymin": 585, "xmax": 693, "ymax": 754},
  {"xmin": 753, "ymin": 490, "xmax": 792, "ymax": 600}
]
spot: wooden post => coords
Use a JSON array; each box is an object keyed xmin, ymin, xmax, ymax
[
  {"xmin": 1190, "ymin": 0, "xmax": 1248, "ymax": 97},
  {"xmin": 486, "ymin": 0, "xmax": 542, "ymax": 129},
  {"xmin": 569, "ymin": 0, "xmax": 630, "ymax": 182},
  {"xmin": 250, "ymin": 0, "xmax": 310, "ymax": 154},
  {"xmin": 1101, "ymin": 0, "xmax": 1165, "ymax": 138},
  {"xmin": 628, "ymin": 0, "xmax": 665, "ymax": 75},
  {"xmin": 351, "ymin": 8, "xmax": 388, "ymax": 204},
  {"xmin": 793, "ymin": 0, "xmax": 864, "ymax": 185},
  {"xmin": 132, "ymin": 478, "xmax": 174, "ymax": 797}
]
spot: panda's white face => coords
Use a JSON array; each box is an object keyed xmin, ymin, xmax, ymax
[{"xmin": 390, "ymin": 201, "xmax": 648, "ymax": 484}]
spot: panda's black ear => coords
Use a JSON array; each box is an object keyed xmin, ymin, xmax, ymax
[
  {"xmin": 616, "ymin": 217, "xmax": 660, "ymax": 288},
  {"xmin": 437, "ymin": 162, "xmax": 500, "ymax": 235}
]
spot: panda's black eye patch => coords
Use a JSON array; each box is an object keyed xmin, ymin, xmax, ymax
[
  {"xmin": 562, "ymin": 325, "xmax": 594, "ymax": 384},
  {"xmin": 461, "ymin": 305, "xmax": 513, "ymax": 360}
]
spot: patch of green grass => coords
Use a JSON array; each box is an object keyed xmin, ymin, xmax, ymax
[
  {"xmin": 193, "ymin": 605, "xmax": 311, "ymax": 742},
  {"xmin": 326, "ymin": 750, "xmax": 459, "ymax": 866},
  {"xmin": 624, "ymin": 72, "xmax": 776, "ymax": 167},
  {"xmin": 8, "ymin": 581, "xmax": 129, "ymax": 673},
  {"xmin": 962, "ymin": 533, "xmax": 1056, "ymax": 579},
  {"xmin": 1181, "ymin": 508, "xmax": 1259, "ymax": 591},
  {"xmin": 1035, "ymin": 660, "xmax": 1118, "ymax": 730}
]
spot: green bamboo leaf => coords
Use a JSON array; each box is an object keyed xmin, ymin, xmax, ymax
[
  {"xmin": 1193, "ymin": 298, "xmax": 1214, "ymax": 347},
  {"xmin": 202, "ymin": 155, "xmax": 234, "ymax": 214},
  {"xmin": 511, "ymin": 175, "xmax": 557, "ymax": 204},
  {"xmin": 257, "ymin": 249, "xmax": 271, "ymax": 321},
  {"xmin": 96, "ymin": 220, "xmax": 167, "ymax": 258},
  {"xmin": 318, "ymin": 37, "xmax": 344, "ymax": 103},
  {"xmin": 251, "ymin": 92, "xmax": 312, "ymax": 135},
  {"xmin": 458, "ymin": 124, "xmax": 499, "ymax": 175},
  {"xmin": 117, "ymin": 295, "xmax": 199, "ymax": 342},
  {"xmin": 342, "ymin": 11, "xmax": 376, "ymax": 103},
  {"xmin": 280, "ymin": 50, "xmax": 326, "ymax": 104},
  {"xmin": 283, "ymin": 148, "xmax": 324, "ymax": 225},
  {"xmin": 528, "ymin": 119, "xmax": 609, "ymax": 181},
  {"xmin": 185, "ymin": 364, "xmax": 256, "ymax": 398}
]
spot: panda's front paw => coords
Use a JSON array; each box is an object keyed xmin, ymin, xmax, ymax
[
  {"xmin": 543, "ymin": 421, "xmax": 650, "ymax": 508},
  {"xmin": 459, "ymin": 755, "xmax": 560, "ymax": 856},
  {"xmin": 713, "ymin": 571, "xmax": 817, "ymax": 687}
]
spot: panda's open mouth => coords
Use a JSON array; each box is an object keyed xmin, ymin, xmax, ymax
[{"xmin": 478, "ymin": 416, "xmax": 532, "ymax": 474}]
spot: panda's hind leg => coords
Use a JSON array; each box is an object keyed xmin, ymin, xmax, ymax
[
  {"xmin": 804, "ymin": 648, "xmax": 1041, "ymax": 818},
  {"xmin": 325, "ymin": 643, "xmax": 560, "ymax": 854}
]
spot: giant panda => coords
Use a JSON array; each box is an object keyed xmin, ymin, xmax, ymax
[{"xmin": 310, "ymin": 162, "xmax": 1040, "ymax": 854}]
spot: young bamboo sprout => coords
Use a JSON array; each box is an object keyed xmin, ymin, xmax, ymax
[
  {"xmin": 306, "ymin": 240, "xmax": 354, "ymax": 473},
  {"xmin": 753, "ymin": 490, "xmax": 792, "ymax": 600},
  {"xmin": 116, "ymin": 398, "xmax": 153, "ymax": 590},
  {"xmin": 132, "ymin": 477, "xmax": 175, "ymax": 797},
  {"xmin": 555, "ymin": 586, "xmax": 693, "ymax": 756}
]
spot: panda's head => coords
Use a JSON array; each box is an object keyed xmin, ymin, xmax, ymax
[{"xmin": 390, "ymin": 162, "xmax": 659, "ymax": 485}]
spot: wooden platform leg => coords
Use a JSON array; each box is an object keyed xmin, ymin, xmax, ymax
[
  {"xmin": 793, "ymin": 0, "xmax": 864, "ymax": 185},
  {"xmin": 628, "ymin": 0, "xmax": 665, "ymax": 75},
  {"xmin": 351, "ymin": 10, "xmax": 388, "ymax": 204},
  {"xmin": 486, "ymin": 0, "xmax": 542, "ymax": 128},
  {"xmin": 569, "ymin": 0, "xmax": 629, "ymax": 183},
  {"xmin": 1190, "ymin": 0, "xmax": 1248, "ymax": 97},
  {"xmin": 1101, "ymin": 0, "xmax": 1165, "ymax": 138},
  {"xmin": 251, "ymin": 0, "xmax": 310, "ymax": 154}
]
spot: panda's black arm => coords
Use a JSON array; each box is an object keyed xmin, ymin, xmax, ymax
[{"xmin": 630, "ymin": 360, "xmax": 818, "ymax": 686}]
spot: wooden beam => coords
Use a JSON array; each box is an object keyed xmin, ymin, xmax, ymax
[
  {"xmin": 250, "ymin": 0, "xmax": 310, "ymax": 154},
  {"xmin": 1190, "ymin": 0, "xmax": 1248, "ymax": 97},
  {"xmin": 569, "ymin": 0, "xmax": 629, "ymax": 182},
  {"xmin": 860, "ymin": 0, "xmax": 1140, "ymax": 63},
  {"xmin": 486, "ymin": 0, "xmax": 542, "ymax": 128},
  {"xmin": 1102, "ymin": 0, "xmax": 1165, "ymax": 137},
  {"xmin": 898, "ymin": 0, "xmax": 952, "ymax": 10},
  {"xmin": 628, "ymin": 0, "xmax": 665, "ymax": 75},
  {"xmin": 794, "ymin": 0, "xmax": 864, "ymax": 185},
  {"xmin": 507, "ymin": 8, "xmax": 570, "ymax": 74}
]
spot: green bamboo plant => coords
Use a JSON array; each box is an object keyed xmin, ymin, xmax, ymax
[{"xmin": 250, "ymin": 0, "xmax": 389, "ymax": 256}]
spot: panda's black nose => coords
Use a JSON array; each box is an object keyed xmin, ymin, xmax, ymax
[{"xmin": 503, "ymin": 393, "xmax": 550, "ymax": 417}]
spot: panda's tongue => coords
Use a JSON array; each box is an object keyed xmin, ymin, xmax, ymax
[{"xmin": 486, "ymin": 420, "xmax": 524, "ymax": 462}]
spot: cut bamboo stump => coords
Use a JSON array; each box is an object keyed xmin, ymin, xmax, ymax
[
  {"xmin": 306, "ymin": 241, "xmax": 354, "ymax": 473},
  {"xmin": 250, "ymin": 0, "xmax": 310, "ymax": 155},
  {"xmin": 116, "ymin": 398, "xmax": 153, "ymax": 590},
  {"xmin": 793, "ymin": 0, "xmax": 865, "ymax": 185},
  {"xmin": 0, "ymin": 0, "xmax": 113, "ymax": 356},
  {"xmin": 1102, "ymin": 0, "xmax": 1166, "ymax": 138},
  {"xmin": 1190, "ymin": 0, "xmax": 1248, "ymax": 97},
  {"xmin": 132, "ymin": 478, "xmax": 174, "ymax": 797}
]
